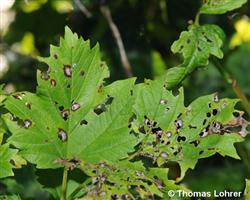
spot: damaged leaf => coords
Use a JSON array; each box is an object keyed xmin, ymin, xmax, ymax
[
  {"xmin": 133, "ymin": 79, "xmax": 248, "ymax": 180},
  {"xmin": 4, "ymin": 27, "xmax": 137, "ymax": 169},
  {"xmin": 165, "ymin": 24, "xmax": 225, "ymax": 89},
  {"xmin": 80, "ymin": 160, "xmax": 188, "ymax": 199},
  {"xmin": 200, "ymin": 0, "xmax": 247, "ymax": 14}
]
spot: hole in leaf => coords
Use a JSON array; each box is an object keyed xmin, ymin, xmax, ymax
[
  {"xmin": 211, "ymin": 121, "xmax": 221, "ymax": 133},
  {"xmin": 166, "ymin": 131, "xmax": 172, "ymax": 138},
  {"xmin": 80, "ymin": 119, "xmax": 88, "ymax": 125},
  {"xmin": 23, "ymin": 119, "xmax": 32, "ymax": 129},
  {"xmin": 200, "ymin": 127, "xmax": 209, "ymax": 137},
  {"xmin": 13, "ymin": 93, "xmax": 25, "ymax": 100},
  {"xmin": 50, "ymin": 79, "xmax": 56, "ymax": 87},
  {"xmin": 63, "ymin": 64, "xmax": 72, "ymax": 77},
  {"xmin": 188, "ymin": 124, "xmax": 197, "ymax": 129},
  {"xmin": 160, "ymin": 152, "xmax": 168, "ymax": 158},
  {"xmin": 177, "ymin": 136, "xmax": 186, "ymax": 142},
  {"xmin": 130, "ymin": 90, "xmax": 133, "ymax": 96},
  {"xmin": 61, "ymin": 109, "xmax": 70, "ymax": 120},
  {"xmin": 172, "ymin": 89, "xmax": 180, "ymax": 97},
  {"xmin": 25, "ymin": 102, "xmax": 32, "ymax": 109},
  {"xmin": 58, "ymin": 128, "xmax": 68, "ymax": 142},
  {"xmin": 138, "ymin": 126, "xmax": 146, "ymax": 134},
  {"xmin": 199, "ymin": 150, "xmax": 204, "ymax": 155},
  {"xmin": 54, "ymin": 54, "xmax": 58, "ymax": 59},
  {"xmin": 152, "ymin": 127, "xmax": 162, "ymax": 134},
  {"xmin": 80, "ymin": 70, "xmax": 85, "ymax": 76},
  {"xmin": 214, "ymin": 93, "xmax": 219, "ymax": 102},
  {"xmin": 233, "ymin": 112, "xmax": 240, "ymax": 117},
  {"xmin": 59, "ymin": 106, "xmax": 64, "ymax": 111},
  {"xmin": 160, "ymin": 99, "xmax": 167, "ymax": 105},
  {"xmin": 175, "ymin": 119, "xmax": 183, "ymax": 129},
  {"xmin": 206, "ymin": 112, "xmax": 211, "ymax": 117},
  {"xmin": 190, "ymin": 140, "xmax": 200, "ymax": 147},
  {"xmin": 208, "ymin": 102, "xmax": 211, "ymax": 108},
  {"xmin": 71, "ymin": 102, "xmax": 80, "ymax": 111},
  {"xmin": 41, "ymin": 72, "xmax": 50, "ymax": 80},
  {"xmin": 212, "ymin": 109, "xmax": 218, "ymax": 116}
]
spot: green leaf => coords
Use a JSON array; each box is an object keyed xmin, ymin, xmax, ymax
[
  {"xmin": 4, "ymin": 27, "xmax": 137, "ymax": 169},
  {"xmin": 0, "ymin": 195, "xmax": 22, "ymax": 200},
  {"xmin": 0, "ymin": 144, "xmax": 18, "ymax": 178},
  {"xmin": 200, "ymin": 0, "xmax": 247, "ymax": 14},
  {"xmin": 151, "ymin": 50, "xmax": 166, "ymax": 77},
  {"xmin": 133, "ymin": 79, "xmax": 247, "ymax": 180},
  {"xmin": 165, "ymin": 24, "xmax": 224, "ymax": 89},
  {"xmin": 245, "ymin": 179, "xmax": 250, "ymax": 199}
]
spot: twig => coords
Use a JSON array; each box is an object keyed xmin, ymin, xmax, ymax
[
  {"xmin": 74, "ymin": 0, "xmax": 92, "ymax": 18},
  {"xmin": 100, "ymin": 5, "xmax": 133, "ymax": 77},
  {"xmin": 213, "ymin": 58, "xmax": 250, "ymax": 115}
]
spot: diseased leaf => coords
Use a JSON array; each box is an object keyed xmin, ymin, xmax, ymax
[
  {"xmin": 4, "ymin": 27, "xmax": 137, "ymax": 169},
  {"xmin": 200, "ymin": 0, "xmax": 247, "ymax": 14},
  {"xmin": 133, "ymin": 79, "xmax": 247, "ymax": 180},
  {"xmin": 165, "ymin": 24, "xmax": 224, "ymax": 89},
  {"xmin": 80, "ymin": 160, "xmax": 188, "ymax": 199}
]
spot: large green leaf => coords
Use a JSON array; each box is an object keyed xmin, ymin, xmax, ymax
[
  {"xmin": 133, "ymin": 79, "xmax": 247, "ymax": 180},
  {"xmin": 165, "ymin": 25, "xmax": 224, "ymax": 89},
  {"xmin": 4, "ymin": 27, "xmax": 137, "ymax": 169},
  {"xmin": 200, "ymin": 0, "xmax": 247, "ymax": 14}
]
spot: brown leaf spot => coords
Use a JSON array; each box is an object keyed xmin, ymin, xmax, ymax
[
  {"xmin": 71, "ymin": 102, "xmax": 80, "ymax": 111},
  {"xmin": 58, "ymin": 128, "xmax": 68, "ymax": 142},
  {"xmin": 61, "ymin": 109, "xmax": 70, "ymax": 120},
  {"xmin": 63, "ymin": 64, "xmax": 72, "ymax": 77},
  {"xmin": 23, "ymin": 119, "xmax": 32, "ymax": 129},
  {"xmin": 50, "ymin": 79, "xmax": 56, "ymax": 87}
]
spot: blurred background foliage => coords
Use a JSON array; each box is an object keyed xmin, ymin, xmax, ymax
[{"xmin": 0, "ymin": 0, "xmax": 250, "ymax": 199}]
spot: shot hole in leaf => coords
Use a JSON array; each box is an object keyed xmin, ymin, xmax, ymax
[
  {"xmin": 71, "ymin": 102, "xmax": 80, "ymax": 111},
  {"xmin": 63, "ymin": 64, "xmax": 72, "ymax": 77},
  {"xmin": 58, "ymin": 128, "xmax": 68, "ymax": 142}
]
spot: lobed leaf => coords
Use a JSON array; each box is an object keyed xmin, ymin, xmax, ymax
[
  {"xmin": 4, "ymin": 27, "xmax": 137, "ymax": 169},
  {"xmin": 165, "ymin": 25, "xmax": 224, "ymax": 89},
  {"xmin": 200, "ymin": 0, "xmax": 247, "ymax": 14},
  {"xmin": 133, "ymin": 79, "xmax": 247, "ymax": 180}
]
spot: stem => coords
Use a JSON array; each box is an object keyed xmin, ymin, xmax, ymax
[
  {"xmin": 213, "ymin": 58, "xmax": 250, "ymax": 115},
  {"xmin": 74, "ymin": 0, "xmax": 92, "ymax": 18},
  {"xmin": 60, "ymin": 167, "xmax": 69, "ymax": 200},
  {"xmin": 100, "ymin": 5, "xmax": 133, "ymax": 77},
  {"xmin": 194, "ymin": 12, "xmax": 200, "ymax": 25}
]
